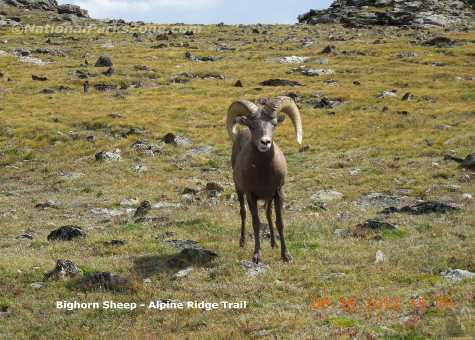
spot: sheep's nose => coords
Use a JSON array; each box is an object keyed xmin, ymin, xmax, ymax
[{"xmin": 260, "ymin": 138, "xmax": 271, "ymax": 147}]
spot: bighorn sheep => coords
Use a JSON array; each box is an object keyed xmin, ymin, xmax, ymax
[{"xmin": 226, "ymin": 96, "xmax": 303, "ymax": 263}]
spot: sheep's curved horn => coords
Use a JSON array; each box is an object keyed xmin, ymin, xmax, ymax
[
  {"xmin": 226, "ymin": 100, "xmax": 259, "ymax": 141},
  {"xmin": 266, "ymin": 96, "xmax": 303, "ymax": 144}
]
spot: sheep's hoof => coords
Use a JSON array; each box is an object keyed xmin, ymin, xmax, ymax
[
  {"xmin": 281, "ymin": 253, "xmax": 293, "ymax": 263},
  {"xmin": 252, "ymin": 253, "xmax": 261, "ymax": 264}
]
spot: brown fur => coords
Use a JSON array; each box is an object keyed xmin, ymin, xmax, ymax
[{"xmin": 232, "ymin": 128, "xmax": 292, "ymax": 263}]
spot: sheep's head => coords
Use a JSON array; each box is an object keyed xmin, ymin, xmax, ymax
[{"xmin": 227, "ymin": 97, "xmax": 303, "ymax": 153}]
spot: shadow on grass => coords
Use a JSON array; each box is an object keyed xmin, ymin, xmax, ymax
[{"xmin": 133, "ymin": 248, "xmax": 218, "ymax": 278}]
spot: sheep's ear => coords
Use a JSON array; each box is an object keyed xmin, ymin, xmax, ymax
[
  {"xmin": 234, "ymin": 116, "xmax": 251, "ymax": 126},
  {"xmin": 277, "ymin": 114, "xmax": 286, "ymax": 124}
]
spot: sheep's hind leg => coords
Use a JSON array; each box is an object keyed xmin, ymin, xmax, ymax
[
  {"xmin": 238, "ymin": 192, "xmax": 246, "ymax": 248},
  {"xmin": 246, "ymin": 193, "xmax": 262, "ymax": 264},
  {"xmin": 265, "ymin": 200, "xmax": 276, "ymax": 248},
  {"xmin": 275, "ymin": 189, "xmax": 292, "ymax": 263}
]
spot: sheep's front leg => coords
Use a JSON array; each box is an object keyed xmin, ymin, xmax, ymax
[
  {"xmin": 246, "ymin": 193, "xmax": 261, "ymax": 264},
  {"xmin": 266, "ymin": 200, "xmax": 276, "ymax": 248},
  {"xmin": 275, "ymin": 189, "xmax": 292, "ymax": 262},
  {"xmin": 238, "ymin": 192, "xmax": 246, "ymax": 248}
]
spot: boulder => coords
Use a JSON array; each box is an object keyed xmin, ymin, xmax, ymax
[
  {"xmin": 298, "ymin": 0, "xmax": 474, "ymax": 28},
  {"xmin": 57, "ymin": 4, "xmax": 88, "ymax": 18}
]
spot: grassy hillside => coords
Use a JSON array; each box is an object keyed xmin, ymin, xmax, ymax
[{"xmin": 0, "ymin": 9, "xmax": 474, "ymax": 339}]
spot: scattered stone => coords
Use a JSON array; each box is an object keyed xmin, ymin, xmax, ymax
[
  {"xmin": 133, "ymin": 163, "xmax": 148, "ymax": 173},
  {"xmin": 173, "ymin": 267, "xmax": 193, "ymax": 279},
  {"xmin": 30, "ymin": 282, "xmax": 43, "ymax": 289},
  {"xmin": 34, "ymin": 48, "xmax": 66, "ymax": 57},
  {"xmin": 104, "ymin": 240, "xmax": 127, "ymax": 246},
  {"xmin": 311, "ymin": 190, "xmax": 343, "ymax": 203},
  {"xmin": 321, "ymin": 45, "xmax": 335, "ymax": 54},
  {"xmin": 462, "ymin": 193, "xmax": 473, "ymax": 201},
  {"xmin": 18, "ymin": 56, "xmax": 49, "ymax": 65},
  {"xmin": 240, "ymin": 260, "xmax": 269, "ymax": 277},
  {"xmin": 186, "ymin": 145, "xmax": 214, "ymax": 156},
  {"xmin": 301, "ymin": 68, "xmax": 334, "ymax": 77},
  {"xmin": 120, "ymin": 198, "xmax": 139, "ymax": 207},
  {"xmin": 90, "ymin": 208, "xmax": 126, "ymax": 217},
  {"xmin": 312, "ymin": 96, "xmax": 345, "ymax": 109},
  {"xmin": 382, "ymin": 201, "xmax": 460, "ymax": 215},
  {"xmin": 357, "ymin": 219, "xmax": 397, "ymax": 231},
  {"xmin": 40, "ymin": 88, "xmax": 55, "ymax": 94},
  {"xmin": 234, "ymin": 80, "xmax": 243, "ymax": 87},
  {"xmin": 334, "ymin": 228, "xmax": 351, "ymax": 238},
  {"xmin": 441, "ymin": 269, "xmax": 475, "ymax": 282},
  {"xmin": 402, "ymin": 92, "xmax": 414, "ymax": 101},
  {"xmin": 47, "ymin": 226, "xmax": 86, "ymax": 241},
  {"xmin": 35, "ymin": 200, "xmax": 60, "ymax": 209},
  {"xmin": 95, "ymin": 149, "xmax": 121, "ymax": 161},
  {"xmin": 378, "ymin": 90, "xmax": 397, "ymax": 98},
  {"xmin": 396, "ymin": 51, "xmax": 418, "ymax": 58},
  {"xmin": 16, "ymin": 229, "xmax": 35, "ymax": 240},
  {"xmin": 103, "ymin": 67, "xmax": 114, "ymax": 77},
  {"xmin": 206, "ymin": 182, "xmax": 224, "ymax": 193},
  {"xmin": 95, "ymin": 55, "xmax": 113, "ymax": 67},
  {"xmin": 152, "ymin": 201, "xmax": 182, "ymax": 209},
  {"xmin": 93, "ymin": 83, "xmax": 118, "ymax": 92},
  {"xmin": 133, "ymin": 201, "xmax": 151, "ymax": 219},
  {"xmin": 163, "ymin": 133, "xmax": 192, "ymax": 147},
  {"xmin": 445, "ymin": 153, "xmax": 475, "ymax": 170},
  {"xmin": 260, "ymin": 79, "xmax": 303, "ymax": 87},
  {"xmin": 375, "ymin": 250, "xmax": 387, "ymax": 264},
  {"xmin": 44, "ymin": 260, "xmax": 82, "ymax": 280},
  {"xmin": 185, "ymin": 51, "xmax": 219, "ymax": 62},
  {"xmin": 131, "ymin": 140, "xmax": 160, "ymax": 157},
  {"xmin": 279, "ymin": 56, "xmax": 309, "ymax": 64},
  {"xmin": 57, "ymin": 4, "xmax": 89, "ymax": 17},
  {"xmin": 165, "ymin": 239, "xmax": 200, "ymax": 250},
  {"xmin": 356, "ymin": 192, "xmax": 409, "ymax": 210},
  {"xmin": 32, "ymin": 75, "xmax": 48, "ymax": 81},
  {"xmin": 423, "ymin": 36, "xmax": 456, "ymax": 48}
]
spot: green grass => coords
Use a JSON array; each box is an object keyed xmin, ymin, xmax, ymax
[{"xmin": 0, "ymin": 6, "xmax": 474, "ymax": 339}]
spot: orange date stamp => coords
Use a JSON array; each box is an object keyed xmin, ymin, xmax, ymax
[{"xmin": 312, "ymin": 295, "xmax": 454, "ymax": 313}]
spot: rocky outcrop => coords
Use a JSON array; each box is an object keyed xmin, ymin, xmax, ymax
[
  {"xmin": 57, "ymin": 4, "xmax": 88, "ymax": 18},
  {"xmin": 298, "ymin": 0, "xmax": 475, "ymax": 28},
  {"xmin": 0, "ymin": 0, "xmax": 89, "ymax": 18},
  {"xmin": 3, "ymin": 0, "xmax": 58, "ymax": 11}
]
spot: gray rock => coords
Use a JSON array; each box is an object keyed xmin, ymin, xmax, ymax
[
  {"xmin": 311, "ymin": 190, "xmax": 344, "ymax": 203},
  {"xmin": 44, "ymin": 259, "xmax": 82, "ymax": 280},
  {"xmin": 165, "ymin": 239, "xmax": 201, "ymax": 250},
  {"xmin": 301, "ymin": 68, "xmax": 334, "ymax": 77},
  {"xmin": 47, "ymin": 225, "xmax": 86, "ymax": 241},
  {"xmin": 240, "ymin": 260, "xmax": 269, "ymax": 277},
  {"xmin": 95, "ymin": 55, "xmax": 113, "ymax": 67},
  {"xmin": 57, "ymin": 4, "xmax": 89, "ymax": 17},
  {"xmin": 30, "ymin": 282, "xmax": 43, "ymax": 289},
  {"xmin": 95, "ymin": 149, "xmax": 121, "ymax": 161},
  {"xmin": 186, "ymin": 145, "xmax": 214, "ymax": 156},
  {"xmin": 173, "ymin": 267, "xmax": 193, "ymax": 279},
  {"xmin": 260, "ymin": 79, "xmax": 303, "ymax": 87},
  {"xmin": 441, "ymin": 269, "xmax": 475, "ymax": 282},
  {"xmin": 278, "ymin": 56, "xmax": 309, "ymax": 64},
  {"xmin": 298, "ymin": 0, "xmax": 474, "ymax": 28}
]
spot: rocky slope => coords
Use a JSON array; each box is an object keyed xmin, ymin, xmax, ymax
[
  {"xmin": 298, "ymin": 0, "xmax": 475, "ymax": 29},
  {"xmin": 0, "ymin": 0, "xmax": 89, "ymax": 17}
]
